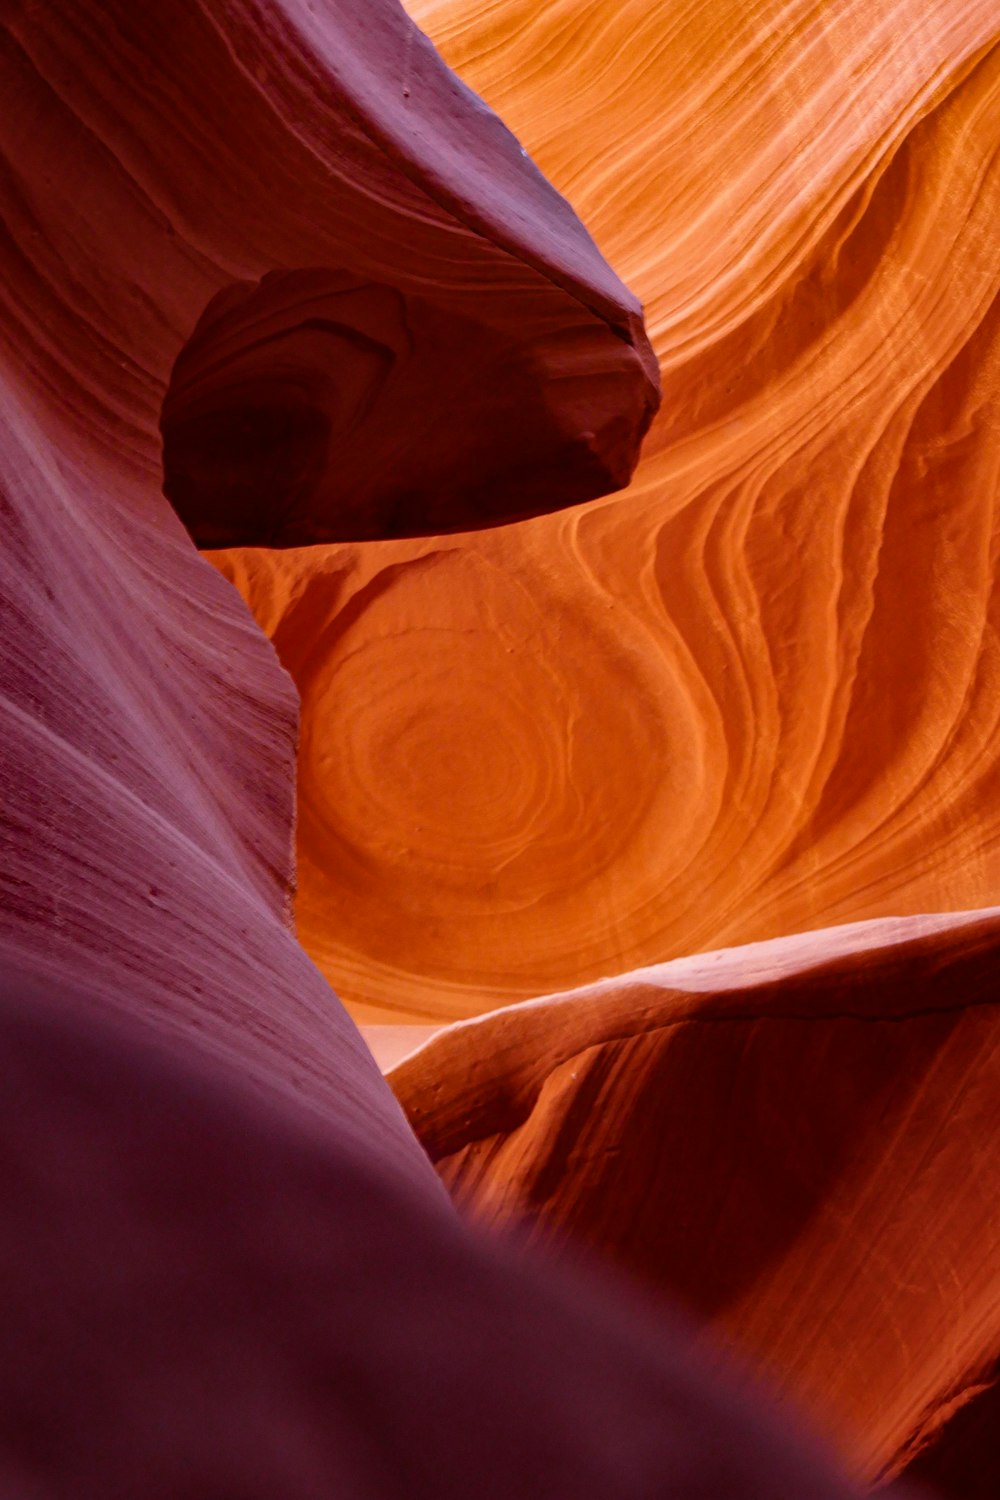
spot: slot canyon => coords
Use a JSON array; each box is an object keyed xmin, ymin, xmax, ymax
[{"xmin": 1, "ymin": 0, "xmax": 998, "ymax": 1494}]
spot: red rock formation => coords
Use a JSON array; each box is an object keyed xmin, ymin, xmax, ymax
[
  {"xmin": 390, "ymin": 908, "xmax": 1000, "ymax": 1485},
  {"xmin": 1, "ymin": 1, "xmax": 889, "ymax": 1494},
  {"xmin": 0, "ymin": 0, "xmax": 656, "ymax": 1128},
  {"xmin": 890, "ymin": 1362, "xmax": 1000, "ymax": 1498},
  {"xmin": 214, "ymin": 0, "xmax": 1000, "ymax": 1024},
  {"xmin": 2, "ymin": 1, "xmax": 654, "ymax": 551}
]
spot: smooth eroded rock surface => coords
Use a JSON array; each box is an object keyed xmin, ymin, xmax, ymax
[
  {"xmin": 390, "ymin": 908, "xmax": 1000, "ymax": 1485},
  {"xmin": 215, "ymin": 0, "xmax": 1000, "ymax": 1023},
  {"xmin": 0, "ymin": 0, "xmax": 660, "ymax": 1157},
  {"xmin": 1, "ymin": 0, "xmax": 655, "ymax": 549},
  {"xmin": 0, "ymin": 974, "xmax": 878, "ymax": 1500},
  {"xmin": 3, "ymin": 0, "xmax": 993, "ymax": 1492}
]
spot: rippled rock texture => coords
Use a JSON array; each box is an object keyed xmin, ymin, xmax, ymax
[
  {"xmin": 0, "ymin": 0, "xmax": 882, "ymax": 1494},
  {"xmin": 208, "ymin": 0, "xmax": 1000, "ymax": 1491},
  {"xmin": 0, "ymin": 0, "xmax": 656, "ymax": 1113},
  {"xmin": 3, "ymin": 0, "xmax": 996, "ymax": 1492},
  {"xmin": 217, "ymin": 0, "xmax": 1000, "ymax": 1024}
]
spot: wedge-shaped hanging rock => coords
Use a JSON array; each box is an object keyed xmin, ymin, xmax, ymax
[{"xmin": 2, "ymin": 0, "xmax": 657, "ymax": 546}]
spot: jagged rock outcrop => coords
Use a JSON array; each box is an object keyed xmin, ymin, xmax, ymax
[
  {"xmin": 390, "ymin": 908, "xmax": 1000, "ymax": 1485},
  {"xmin": 215, "ymin": 0, "xmax": 1000, "ymax": 1024}
]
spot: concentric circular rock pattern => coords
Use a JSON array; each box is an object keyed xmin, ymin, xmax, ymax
[
  {"xmin": 217, "ymin": 0, "xmax": 1000, "ymax": 1025},
  {"xmin": 219, "ymin": 539, "xmax": 701, "ymax": 1020},
  {"xmin": 210, "ymin": 10, "xmax": 1000, "ymax": 1485}
]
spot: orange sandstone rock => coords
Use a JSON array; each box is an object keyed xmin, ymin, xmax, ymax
[
  {"xmin": 389, "ymin": 907, "xmax": 1000, "ymax": 1486},
  {"xmin": 215, "ymin": 0, "xmax": 1000, "ymax": 1024},
  {"xmin": 0, "ymin": 0, "xmax": 654, "ymax": 1101}
]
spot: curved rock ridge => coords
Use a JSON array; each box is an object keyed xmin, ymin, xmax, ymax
[
  {"xmin": 216, "ymin": 0, "xmax": 1000, "ymax": 1023},
  {"xmin": 0, "ymin": 972, "xmax": 882, "ymax": 1500},
  {"xmin": 389, "ymin": 906, "xmax": 1000, "ymax": 1485},
  {"xmin": 1, "ymin": 0, "xmax": 656, "ymax": 548}
]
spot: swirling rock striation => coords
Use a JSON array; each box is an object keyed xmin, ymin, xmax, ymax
[
  {"xmin": 202, "ymin": 1, "xmax": 1000, "ymax": 1490},
  {"xmin": 216, "ymin": 0, "xmax": 1000, "ymax": 1022}
]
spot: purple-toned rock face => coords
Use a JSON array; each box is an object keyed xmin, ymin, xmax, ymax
[
  {"xmin": 0, "ymin": 974, "xmax": 875, "ymax": 1500},
  {"xmin": 0, "ymin": 0, "xmax": 656, "ymax": 1176},
  {"xmin": 2, "ymin": 0, "xmax": 656, "ymax": 549}
]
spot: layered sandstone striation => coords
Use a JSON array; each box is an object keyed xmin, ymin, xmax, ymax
[
  {"xmin": 4, "ymin": 0, "xmax": 996, "ymax": 1492},
  {"xmin": 0, "ymin": 1, "xmax": 885, "ymax": 1494},
  {"xmin": 0, "ymin": 0, "xmax": 654, "ymax": 1126},
  {"xmin": 390, "ymin": 908, "xmax": 1000, "ymax": 1486},
  {"xmin": 216, "ymin": 0, "xmax": 1000, "ymax": 1024}
]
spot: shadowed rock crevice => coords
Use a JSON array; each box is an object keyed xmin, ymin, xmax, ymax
[
  {"xmin": 886, "ymin": 1360, "xmax": 1000, "ymax": 1495},
  {"xmin": 162, "ymin": 268, "xmax": 657, "ymax": 546}
]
